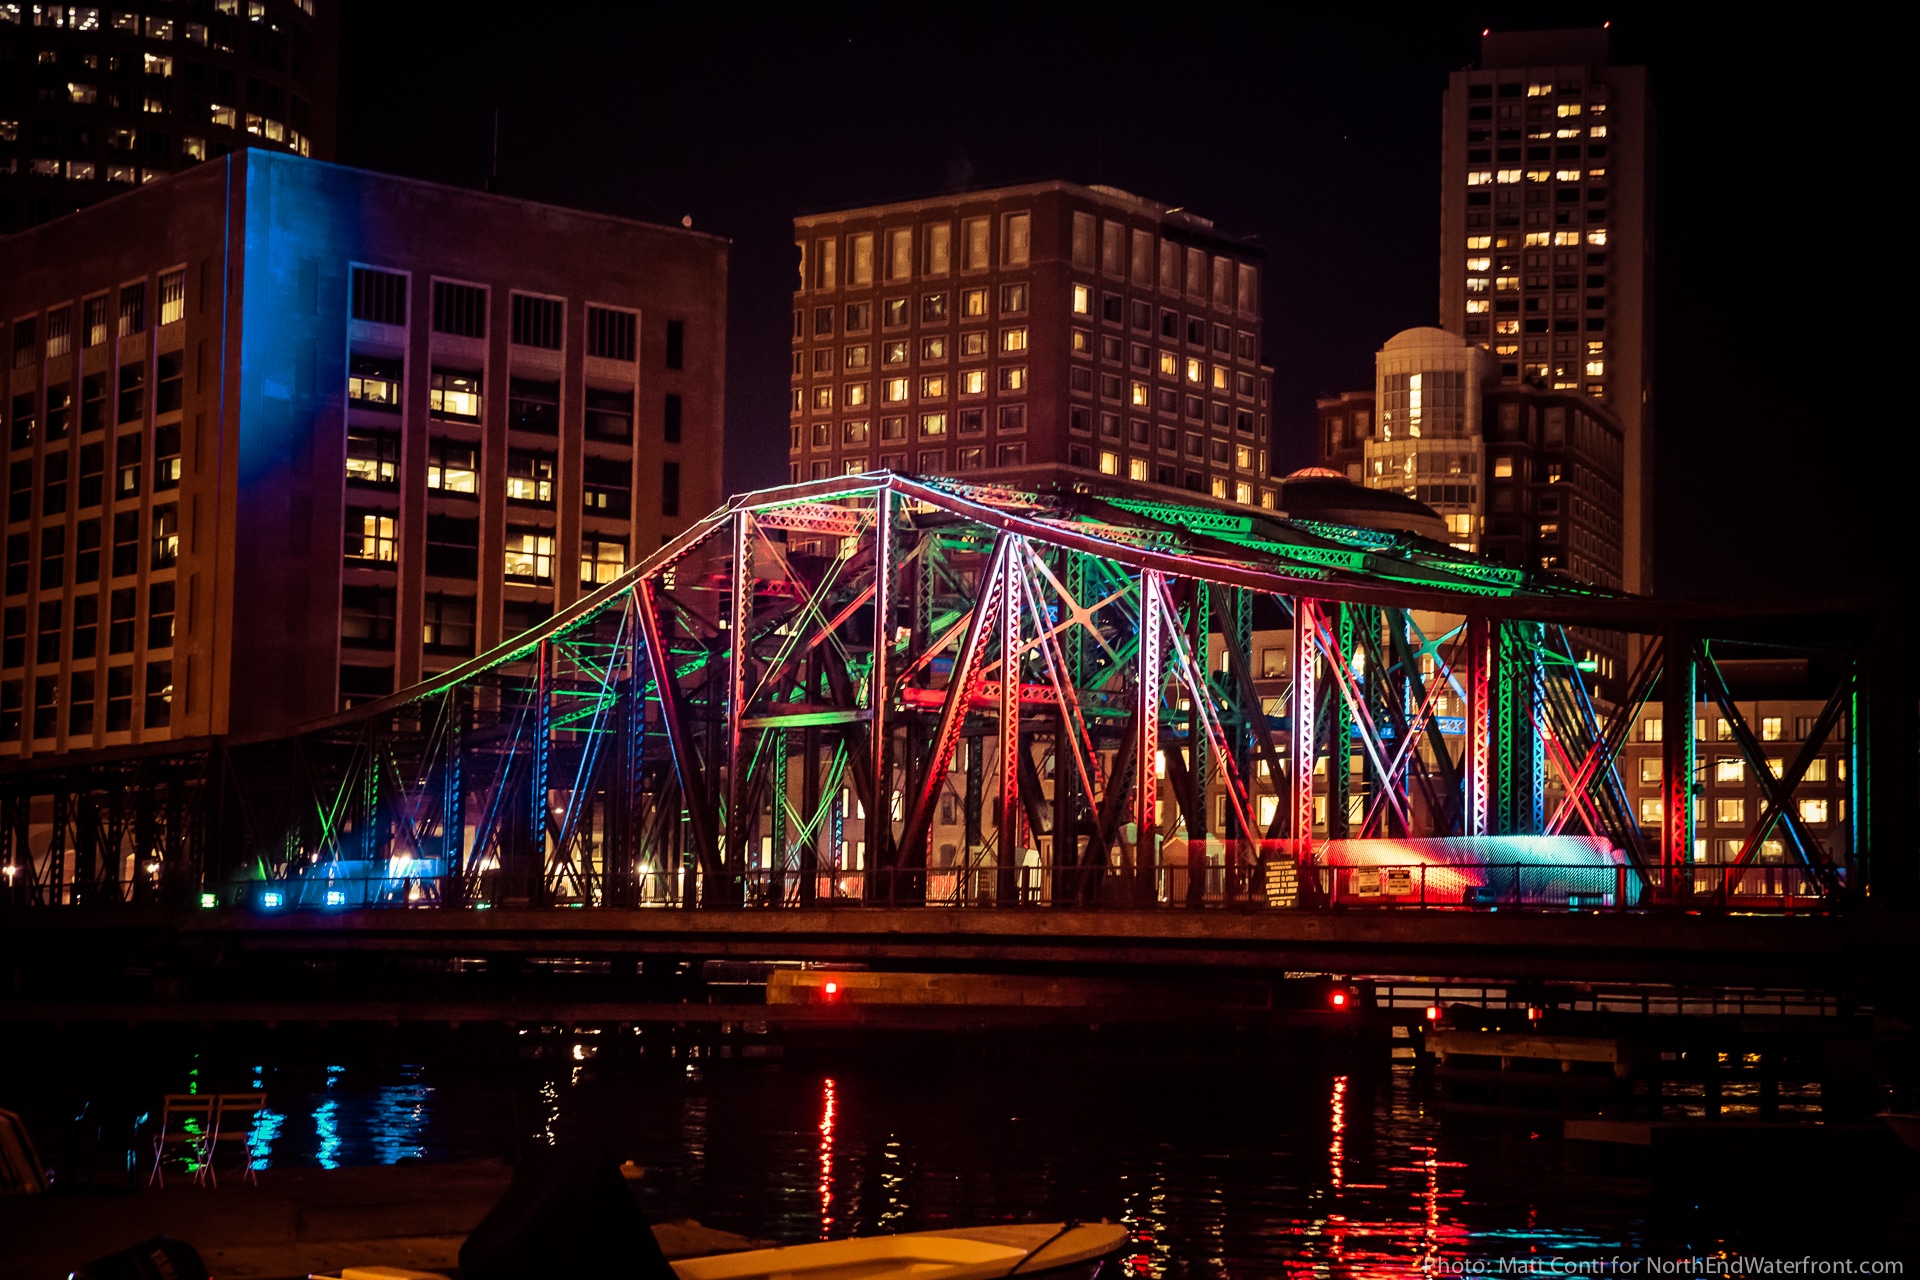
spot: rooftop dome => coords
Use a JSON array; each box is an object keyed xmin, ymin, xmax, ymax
[{"xmin": 1278, "ymin": 469, "xmax": 1448, "ymax": 540}]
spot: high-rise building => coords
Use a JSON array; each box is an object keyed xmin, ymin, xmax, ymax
[
  {"xmin": 790, "ymin": 182, "xmax": 1277, "ymax": 508},
  {"xmin": 0, "ymin": 0, "xmax": 337, "ymax": 233},
  {"xmin": 0, "ymin": 149, "xmax": 725, "ymax": 755},
  {"xmin": 1438, "ymin": 27, "xmax": 1652, "ymax": 593},
  {"xmin": 1318, "ymin": 326, "xmax": 1627, "ymax": 683}
]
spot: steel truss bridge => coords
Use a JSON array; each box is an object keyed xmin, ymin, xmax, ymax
[{"xmin": 0, "ymin": 473, "xmax": 1907, "ymax": 917}]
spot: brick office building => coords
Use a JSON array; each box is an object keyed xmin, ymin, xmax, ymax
[
  {"xmin": 0, "ymin": 148, "xmax": 725, "ymax": 755},
  {"xmin": 789, "ymin": 181, "xmax": 1278, "ymax": 508},
  {"xmin": 0, "ymin": 0, "xmax": 337, "ymax": 232}
]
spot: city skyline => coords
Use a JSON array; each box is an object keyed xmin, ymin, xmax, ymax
[{"xmin": 323, "ymin": 6, "xmax": 1877, "ymax": 603}]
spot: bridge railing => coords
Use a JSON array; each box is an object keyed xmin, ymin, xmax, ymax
[{"xmin": 1, "ymin": 859, "xmax": 1841, "ymax": 913}]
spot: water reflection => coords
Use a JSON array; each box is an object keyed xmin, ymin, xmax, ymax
[
  {"xmin": 34, "ymin": 1041, "xmax": 1686, "ymax": 1267},
  {"xmin": 817, "ymin": 1077, "xmax": 836, "ymax": 1239},
  {"xmin": 370, "ymin": 1065, "xmax": 432, "ymax": 1164}
]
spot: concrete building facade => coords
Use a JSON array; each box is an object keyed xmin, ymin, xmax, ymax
[
  {"xmin": 790, "ymin": 181, "xmax": 1277, "ymax": 508},
  {"xmin": 0, "ymin": 0, "xmax": 337, "ymax": 232},
  {"xmin": 0, "ymin": 148, "xmax": 725, "ymax": 754}
]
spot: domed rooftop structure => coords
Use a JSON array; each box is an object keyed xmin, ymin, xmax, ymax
[{"xmin": 1277, "ymin": 468, "xmax": 1448, "ymax": 540}]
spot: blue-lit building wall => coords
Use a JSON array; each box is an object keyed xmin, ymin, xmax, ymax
[{"xmin": 0, "ymin": 147, "xmax": 728, "ymax": 751}]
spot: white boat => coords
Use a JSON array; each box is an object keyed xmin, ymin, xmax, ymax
[
  {"xmin": 671, "ymin": 1222, "xmax": 1130, "ymax": 1280},
  {"xmin": 316, "ymin": 1222, "xmax": 1131, "ymax": 1280}
]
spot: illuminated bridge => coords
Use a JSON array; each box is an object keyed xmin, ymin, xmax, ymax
[{"xmin": 0, "ymin": 473, "xmax": 1910, "ymax": 1004}]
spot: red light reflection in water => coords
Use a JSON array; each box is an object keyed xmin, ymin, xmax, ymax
[
  {"xmin": 818, "ymin": 1076, "xmax": 837, "ymax": 1239},
  {"xmin": 1329, "ymin": 1074, "xmax": 1347, "ymax": 1191},
  {"xmin": 1283, "ymin": 1078, "xmax": 1473, "ymax": 1277}
]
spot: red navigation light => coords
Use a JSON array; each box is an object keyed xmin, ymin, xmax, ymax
[
  {"xmin": 1426, "ymin": 1006, "xmax": 1441, "ymax": 1023},
  {"xmin": 1527, "ymin": 1006, "xmax": 1542, "ymax": 1021},
  {"xmin": 1330, "ymin": 989, "xmax": 1349, "ymax": 1009},
  {"xmin": 823, "ymin": 980, "xmax": 840, "ymax": 998}
]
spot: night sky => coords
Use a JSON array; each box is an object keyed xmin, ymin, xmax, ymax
[{"xmin": 337, "ymin": 5, "xmax": 1883, "ymax": 602}]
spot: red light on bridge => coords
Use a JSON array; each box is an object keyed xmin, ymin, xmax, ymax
[
  {"xmin": 1426, "ymin": 1005, "xmax": 1441, "ymax": 1023},
  {"xmin": 1330, "ymin": 989, "xmax": 1349, "ymax": 1009},
  {"xmin": 824, "ymin": 980, "xmax": 839, "ymax": 997}
]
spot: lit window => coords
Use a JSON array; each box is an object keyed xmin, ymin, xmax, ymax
[
  {"xmin": 1715, "ymin": 797, "xmax": 1745, "ymax": 826},
  {"xmin": 1465, "ymin": 299, "xmax": 1489, "ymax": 314},
  {"xmin": 506, "ymin": 452, "xmax": 556, "ymax": 505},
  {"xmin": 1467, "ymin": 171, "xmax": 1493, "ymax": 186},
  {"xmin": 1526, "ymin": 82, "xmax": 1553, "ymax": 97},
  {"xmin": 1555, "ymin": 169, "xmax": 1581, "ymax": 182},
  {"xmin": 1495, "ymin": 169, "xmax": 1521, "ymax": 184},
  {"xmin": 1492, "ymin": 456, "xmax": 1513, "ymax": 478},
  {"xmin": 1466, "ymin": 256, "xmax": 1491, "ymax": 272},
  {"xmin": 1587, "ymin": 341, "xmax": 1606, "ymax": 356},
  {"xmin": 581, "ymin": 538, "xmax": 626, "ymax": 587},
  {"xmin": 1098, "ymin": 450, "xmax": 1119, "ymax": 475},
  {"xmin": 1759, "ymin": 716, "xmax": 1782, "ymax": 741},
  {"xmin": 1128, "ymin": 458, "xmax": 1148, "ymax": 481},
  {"xmin": 1553, "ymin": 231, "xmax": 1581, "ymax": 246},
  {"xmin": 1466, "ymin": 236, "xmax": 1492, "ymax": 250},
  {"xmin": 999, "ymin": 366, "xmax": 1026, "ymax": 393},
  {"xmin": 504, "ymin": 530, "xmax": 555, "ymax": 582},
  {"xmin": 1130, "ymin": 381, "xmax": 1148, "ymax": 407},
  {"xmin": 347, "ymin": 512, "xmax": 398, "ymax": 563},
  {"xmin": 961, "ymin": 369, "xmax": 985, "ymax": 395},
  {"xmin": 1495, "ymin": 275, "xmax": 1519, "ymax": 292},
  {"xmin": 1555, "ymin": 127, "xmax": 1581, "ymax": 139},
  {"xmin": 143, "ymin": 52, "xmax": 173, "ymax": 77},
  {"xmin": 1798, "ymin": 798, "xmax": 1828, "ymax": 825},
  {"xmin": 1587, "ymin": 230, "xmax": 1608, "ymax": 246},
  {"xmin": 1583, "ymin": 361, "xmax": 1604, "ymax": 377},
  {"xmin": 68, "ymin": 82, "xmax": 98, "ymax": 103},
  {"xmin": 1638, "ymin": 797, "xmax": 1663, "ymax": 826},
  {"xmin": 844, "ymin": 383, "xmax": 869, "ymax": 407},
  {"xmin": 1001, "ymin": 327, "xmax": 1028, "ymax": 353},
  {"xmin": 1556, "ymin": 103, "xmax": 1583, "ymax": 117},
  {"xmin": 920, "ymin": 412, "xmax": 947, "ymax": 437},
  {"xmin": 812, "ymin": 386, "xmax": 833, "ymax": 410},
  {"xmin": 1639, "ymin": 758, "xmax": 1663, "ymax": 784},
  {"xmin": 1234, "ymin": 481, "xmax": 1252, "ymax": 505},
  {"xmin": 1715, "ymin": 757, "xmax": 1745, "ymax": 784},
  {"xmin": 920, "ymin": 374, "xmax": 947, "ymax": 399},
  {"xmin": 1072, "ymin": 285, "xmax": 1091, "ymax": 315},
  {"xmin": 1495, "ymin": 320, "xmax": 1519, "ymax": 335},
  {"xmin": 1184, "ymin": 357, "xmax": 1203, "ymax": 385},
  {"xmin": 1588, "ymin": 168, "xmax": 1607, "ymax": 181},
  {"xmin": 182, "ymin": 136, "xmax": 205, "ymax": 161},
  {"xmin": 1525, "ymin": 170, "xmax": 1550, "ymax": 183},
  {"xmin": 429, "ymin": 370, "xmax": 481, "ymax": 420},
  {"xmin": 1524, "ymin": 232, "xmax": 1550, "ymax": 247},
  {"xmin": 210, "ymin": 103, "xmax": 238, "ymax": 128}
]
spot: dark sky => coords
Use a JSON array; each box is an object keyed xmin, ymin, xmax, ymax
[{"xmin": 338, "ymin": 5, "xmax": 1886, "ymax": 602}]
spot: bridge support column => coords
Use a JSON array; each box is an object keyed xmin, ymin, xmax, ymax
[
  {"xmin": 997, "ymin": 541, "xmax": 1023, "ymax": 905},
  {"xmin": 1133, "ymin": 570, "xmax": 1163, "ymax": 906},
  {"xmin": 1289, "ymin": 598, "xmax": 1316, "ymax": 872},
  {"xmin": 1662, "ymin": 628, "xmax": 1697, "ymax": 899},
  {"xmin": 1466, "ymin": 615, "xmax": 1497, "ymax": 838},
  {"xmin": 868, "ymin": 489, "xmax": 892, "ymax": 901}
]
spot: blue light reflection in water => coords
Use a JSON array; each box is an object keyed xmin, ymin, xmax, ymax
[{"xmin": 55, "ymin": 1040, "xmax": 1880, "ymax": 1265}]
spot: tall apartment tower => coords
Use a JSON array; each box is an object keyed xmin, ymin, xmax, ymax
[
  {"xmin": 1439, "ymin": 28, "xmax": 1652, "ymax": 593},
  {"xmin": 791, "ymin": 182, "xmax": 1277, "ymax": 508},
  {"xmin": 0, "ymin": 150, "xmax": 725, "ymax": 755},
  {"xmin": 0, "ymin": 0, "xmax": 337, "ymax": 233}
]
